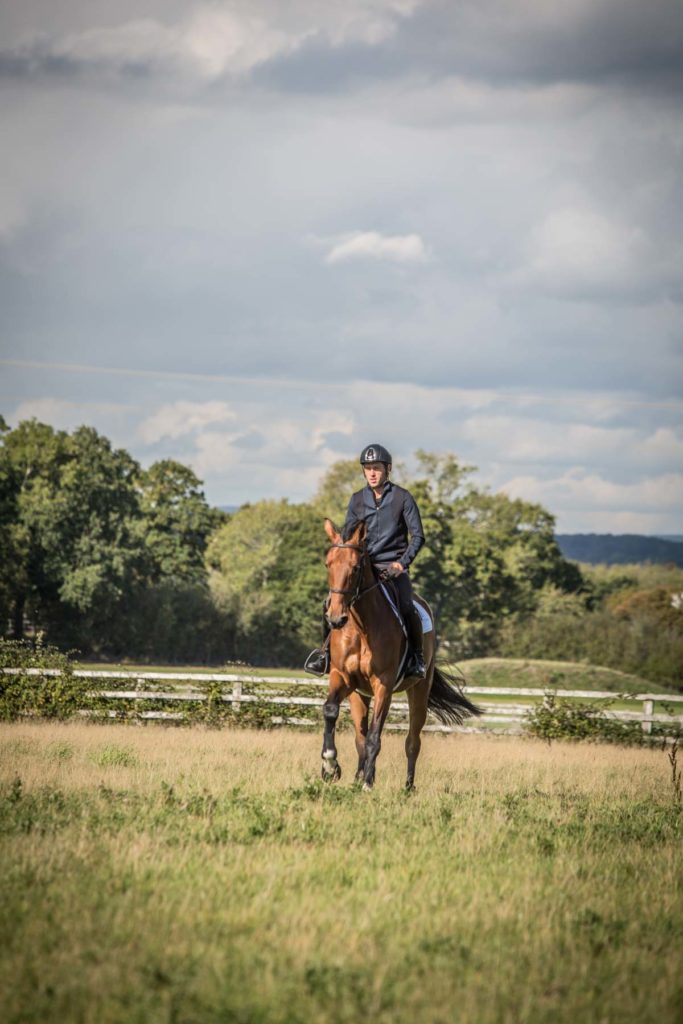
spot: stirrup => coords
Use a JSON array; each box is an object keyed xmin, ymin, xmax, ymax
[
  {"xmin": 304, "ymin": 648, "xmax": 329, "ymax": 676},
  {"xmin": 407, "ymin": 650, "xmax": 426, "ymax": 679}
]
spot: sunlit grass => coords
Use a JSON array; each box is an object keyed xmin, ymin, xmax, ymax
[{"xmin": 1, "ymin": 723, "xmax": 681, "ymax": 1024}]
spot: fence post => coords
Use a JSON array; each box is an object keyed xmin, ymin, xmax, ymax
[
  {"xmin": 232, "ymin": 679, "xmax": 242, "ymax": 713},
  {"xmin": 642, "ymin": 699, "xmax": 654, "ymax": 735}
]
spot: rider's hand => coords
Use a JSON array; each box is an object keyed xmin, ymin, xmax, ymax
[{"xmin": 388, "ymin": 561, "xmax": 405, "ymax": 577}]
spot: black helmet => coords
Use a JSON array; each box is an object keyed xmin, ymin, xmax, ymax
[{"xmin": 359, "ymin": 443, "xmax": 392, "ymax": 466}]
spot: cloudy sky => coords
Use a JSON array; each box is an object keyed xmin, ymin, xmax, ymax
[{"xmin": 1, "ymin": 0, "xmax": 682, "ymax": 532}]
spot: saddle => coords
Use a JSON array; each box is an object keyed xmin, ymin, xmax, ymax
[{"xmin": 375, "ymin": 570, "xmax": 433, "ymax": 637}]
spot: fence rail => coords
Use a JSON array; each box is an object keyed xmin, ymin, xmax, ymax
[{"xmin": 4, "ymin": 668, "xmax": 683, "ymax": 736}]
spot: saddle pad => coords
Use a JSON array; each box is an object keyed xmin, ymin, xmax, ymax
[
  {"xmin": 379, "ymin": 583, "xmax": 433, "ymax": 633},
  {"xmin": 415, "ymin": 601, "xmax": 433, "ymax": 634}
]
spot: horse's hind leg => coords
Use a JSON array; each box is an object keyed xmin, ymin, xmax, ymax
[
  {"xmin": 349, "ymin": 690, "xmax": 370, "ymax": 782},
  {"xmin": 321, "ymin": 670, "xmax": 349, "ymax": 782},
  {"xmin": 405, "ymin": 678, "xmax": 430, "ymax": 791}
]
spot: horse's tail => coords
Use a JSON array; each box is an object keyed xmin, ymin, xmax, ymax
[{"xmin": 427, "ymin": 665, "xmax": 483, "ymax": 726}]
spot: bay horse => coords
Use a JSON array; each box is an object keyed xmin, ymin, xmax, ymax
[{"xmin": 320, "ymin": 518, "xmax": 481, "ymax": 790}]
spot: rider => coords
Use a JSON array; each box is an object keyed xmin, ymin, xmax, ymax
[{"xmin": 305, "ymin": 443, "xmax": 426, "ymax": 679}]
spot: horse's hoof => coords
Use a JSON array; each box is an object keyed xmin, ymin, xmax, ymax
[
  {"xmin": 321, "ymin": 759, "xmax": 341, "ymax": 782},
  {"xmin": 362, "ymin": 782, "xmax": 373, "ymax": 793}
]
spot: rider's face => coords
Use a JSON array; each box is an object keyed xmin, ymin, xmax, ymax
[{"xmin": 363, "ymin": 462, "xmax": 389, "ymax": 489}]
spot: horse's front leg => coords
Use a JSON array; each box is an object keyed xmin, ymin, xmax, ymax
[
  {"xmin": 362, "ymin": 679, "xmax": 392, "ymax": 791},
  {"xmin": 321, "ymin": 668, "xmax": 350, "ymax": 782},
  {"xmin": 348, "ymin": 690, "xmax": 370, "ymax": 782}
]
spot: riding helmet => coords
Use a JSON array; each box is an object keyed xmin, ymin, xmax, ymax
[{"xmin": 359, "ymin": 443, "xmax": 392, "ymax": 466}]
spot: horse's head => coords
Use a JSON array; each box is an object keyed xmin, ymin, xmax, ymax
[{"xmin": 323, "ymin": 518, "xmax": 367, "ymax": 628}]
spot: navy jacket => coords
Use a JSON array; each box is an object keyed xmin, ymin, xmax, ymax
[{"xmin": 343, "ymin": 481, "xmax": 425, "ymax": 570}]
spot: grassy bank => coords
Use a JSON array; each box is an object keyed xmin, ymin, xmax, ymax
[
  {"xmin": 75, "ymin": 657, "xmax": 674, "ymax": 694},
  {"xmin": 1, "ymin": 723, "xmax": 681, "ymax": 1024}
]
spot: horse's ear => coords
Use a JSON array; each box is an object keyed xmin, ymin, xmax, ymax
[
  {"xmin": 351, "ymin": 520, "xmax": 367, "ymax": 544},
  {"xmin": 324, "ymin": 518, "xmax": 340, "ymax": 543}
]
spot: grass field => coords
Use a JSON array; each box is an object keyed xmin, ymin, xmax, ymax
[{"xmin": 1, "ymin": 722, "xmax": 681, "ymax": 1024}]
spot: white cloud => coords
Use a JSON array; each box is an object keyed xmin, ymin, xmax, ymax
[
  {"xmin": 501, "ymin": 469, "xmax": 683, "ymax": 515},
  {"xmin": 325, "ymin": 231, "xmax": 429, "ymax": 265},
  {"xmin": 635, "ymin": 428, "xmax": 683, "ymax": 464},
  {"xmin": 512, "ymin": 205, "xmax": 681, "ymax": 300},
  {"xmin": 460, "ymin": 414, "xmax": 635, "ymax": 464},
  {"xmin": 459, "ymin": 415, "xmax": 683, "ymax": 476},
  {"xmin": 139, "ymin": 401, "xmax": 235, "ymax": 443}
]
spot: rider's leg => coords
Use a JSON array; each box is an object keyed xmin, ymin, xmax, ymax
[
  {"xmin": 396, "ymin": 574, "xmax": 426, "ymax": 679},
  {"xmin": 304, "ymin": 601, "xmax": 331, "ymax": 676}
]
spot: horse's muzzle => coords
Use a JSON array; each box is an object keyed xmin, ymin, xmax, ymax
[{"xmin": 327, "ymin": 613, "xmax": 348, "ymax": 629}]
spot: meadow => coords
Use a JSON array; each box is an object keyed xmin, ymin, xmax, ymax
[{"xmin": 1, "ymin": 722, "xmax": 681, "ymax": 1024}]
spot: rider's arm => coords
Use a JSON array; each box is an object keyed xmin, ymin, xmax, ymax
[{"xmin": 399, "ymin": 491, "xmax": 425, "ymax": 569}]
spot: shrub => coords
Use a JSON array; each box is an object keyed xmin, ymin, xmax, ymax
[
  {"xmin": 524, "ymin": 692, "xmax": 683, "ymax": 746},
  {"xmin": 0, "ymin": 638, "xmax": 92, "ymax": 720}
]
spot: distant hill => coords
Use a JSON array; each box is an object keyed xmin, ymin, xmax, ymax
[{"xmin": 556, "ymin": 533, "xmax": 683, "ymax": 567}]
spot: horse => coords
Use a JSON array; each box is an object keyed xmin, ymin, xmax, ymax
[{"xmin": 320, "ymin": 517, "xmax": 481, "ymax": 790}]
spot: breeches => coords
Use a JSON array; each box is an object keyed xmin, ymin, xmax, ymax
[{"xmin": 378, "ymin": 568, "xmax": 414, "ymax": 618}]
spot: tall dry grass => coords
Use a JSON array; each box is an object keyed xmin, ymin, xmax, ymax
[{"xmin": 1, "ymin": 722, "xmax": 681, "ymax": 1024}]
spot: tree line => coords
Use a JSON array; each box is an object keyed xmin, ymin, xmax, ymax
[{"xmin": 1, "ymin": 417, "xmax": 681, "ymax": 688}]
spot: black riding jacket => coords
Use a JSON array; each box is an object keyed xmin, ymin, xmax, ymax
[{"xmin": 343, "ymin": 481, "xmax": 425, "ymax": 570}]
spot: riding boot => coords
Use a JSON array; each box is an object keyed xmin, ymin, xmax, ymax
[
  {"xmin": 304, "ymin": 606, "xmax": 331, "ymax": 676},
  {"xmin": 405, "ymin": 606, "xmax": 426, "ymax": 679}
]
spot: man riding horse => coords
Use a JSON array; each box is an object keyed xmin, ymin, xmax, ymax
[{"xmin": 306, "ymin": 442, "xmax": 426, "ymax": 679}]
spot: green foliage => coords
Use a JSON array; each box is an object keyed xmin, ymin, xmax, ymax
[
  {"xmin": 90, "ymin": 745, "xmax": 139, "ymax": 768},
  {"xmin": 138, "ymin": 459, "xmax": 220, "ymax": 584},
  {"xmin": 0, "ymin": 639, "xmax": 91, "ymax": 721},
  {"xmin": 207, "ymin": 500, "xmax": 327, "ymax": 664},
  {"xmin": 525, "ymin": 693, "xmax": 649, "ymax": 746},
  {"xmin": 580, "ymin": 562, "xmax": 683, "ymax": 606},
  {"xmin": 0, "ymin": 420, "xmax": 232, "ymax": 662},
  {"xmin": 122, "ymin": 581, "xmax": 235, "ymax": 665},
  {"xmin": 401, "ymin": 452, "xmax": 583, "ymax": 656},
  {"xmin": 498, "ymin": 585, "xmax": 683, "ymax": 690},
  {"xmin": 5, "ymin": 415, "xmax": 675, "ymax": 683},
  {"xmin": 0, "ymin": 420, "xmax": 143, "ymax": 647},
  {"xmin": 310, "ymin": 458, "xmax": 361, "ymax": 525}
]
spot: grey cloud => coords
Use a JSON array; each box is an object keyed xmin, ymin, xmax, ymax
[
  {"xmin": 255, "ymin": 0, "xmax": 683, "ymax": 95},
  {"xmin": 1, "ymin": 1, "xmax": 682, "ymax": 97},
  {"xmin": 1, "ymin": 2, "xmax": 681, "ymax": 533}
]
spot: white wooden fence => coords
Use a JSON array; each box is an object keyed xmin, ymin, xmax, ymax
[{"xmin": 4, "ymin": 668, "xmax": 683, "ymax": 737}]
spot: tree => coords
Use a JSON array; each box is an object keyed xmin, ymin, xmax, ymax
[
  {"xmin": 34, "ymin": 425, "xmax": 145, "ymax": 649},
  {"xmin": 318, "ymin": 450, "xmax": 583, "ymax": 655},
  {"xmin": 311, "ymin": 459, "xmax": 361, "ymax": 526},
  {"xmin": 207, "ymin": 500, "xmax": 327, "ymax": 664},
  {"xmin": 0, "ymin": 419, "xmax": 71, "ymax": 638},
  {"xmin": 139, "ymin": 460, "xmax": 221, "ymax": 584},
  {"xmin": 0, "ymin": 420, "xmax": 145, "ymax": 649}
]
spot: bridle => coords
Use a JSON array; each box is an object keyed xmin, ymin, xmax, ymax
[{"xmin": 326, "ymin": 541, "xmax": 383, "ymax": 610}]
